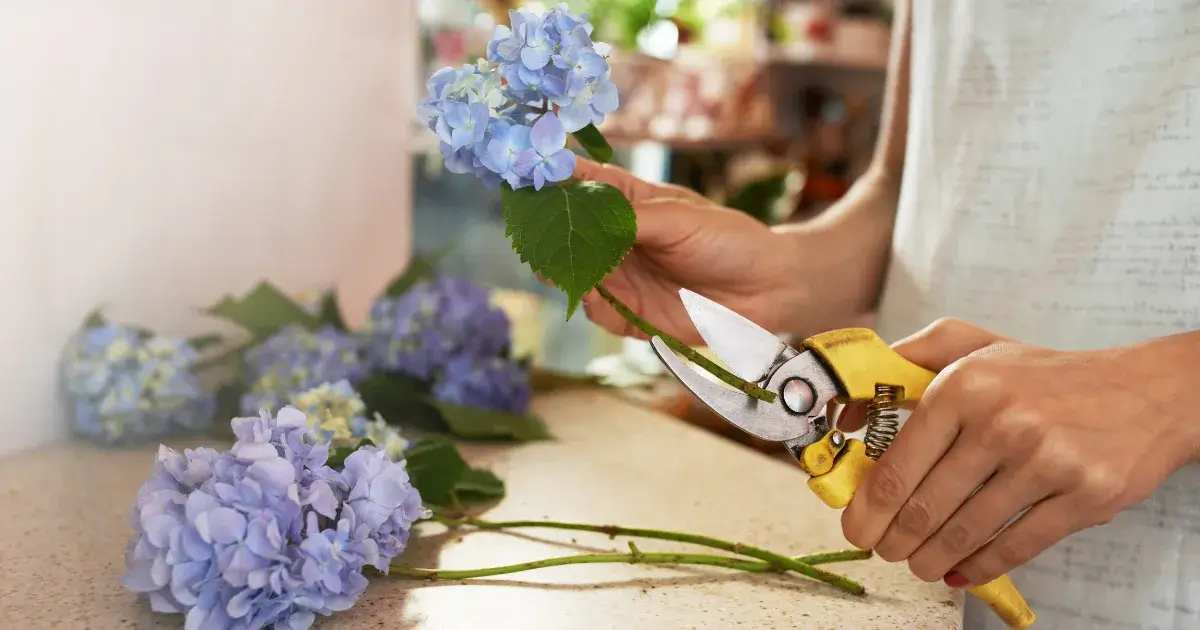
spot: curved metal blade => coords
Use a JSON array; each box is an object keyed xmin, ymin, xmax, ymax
[
  {"xmin": 651, "ymin": 336, "xmax": 808, "ymax": 442},
  {"xmin": 679, "ymin": 288, "xmax": 792, "ymax": 383}
]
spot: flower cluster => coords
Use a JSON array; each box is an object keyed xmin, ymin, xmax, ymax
[
  {"xmin": 362, "ymin": 276, "xmax": 533, "ymax": 413},
  {"xmin": 289, "ymin": 380, "xmax": 410, "ymax": 462},
  {"xmin": 240, "ymin": 325, "xmax": 367, "ymax": 416},
  {"xmin": 418, "ymin": 3, "xmax": 618, "ymax": 191},
  {"xmin": 433, "ymin": 356, "xmax": 533, "ymax": 415},
  {"xmin": 122, "ymin": 407, "xmax": 427, "ymax": 629},
  {"xmin": 62, "ymin": 325, "xmax": 215, "ymax": 445}
]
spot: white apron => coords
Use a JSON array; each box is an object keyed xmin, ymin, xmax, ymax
[{"xmin": 874, "ymin": 2, "xmax": 1200, "ymax": 628}]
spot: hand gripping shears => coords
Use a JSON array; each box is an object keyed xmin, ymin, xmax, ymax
[{"xmin": 649, "ymin": 289, "xmax": 1036, "ymax": 629}]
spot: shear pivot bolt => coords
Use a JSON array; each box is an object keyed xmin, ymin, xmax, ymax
[{"xmin": 781, "ymin": 378, "xmax": 816, "ymax": 415}]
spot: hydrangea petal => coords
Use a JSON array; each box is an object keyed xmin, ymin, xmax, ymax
[{"xmin": 530, "ymin": 113, "xmax": 567, "ymax": 155}]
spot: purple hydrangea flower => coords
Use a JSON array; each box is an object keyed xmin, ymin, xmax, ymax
[
  {"xmin": 240, "ymin": 325, "xmax": 366, "ymax": 415},
  {"xmin": 420, "ymin": 3, "xmax": 618, "ymax": 190},
  {"xmin": 62, "ymin": 324, "xmax": 215, "ymax": 445},
  {"xmin": 122, "ymin": 407, "xmax": 427, "ymax": 628},
  {"xmin": 338, "ymin": 446, "xmax": 427, "ymax": 562},
  {"xmin": 361, "ymin": 276, "xmax": 511, "ymax": 381},
  {"xmin": 431, "ymin": 355, "xmax": 534, "ymax": 414}
]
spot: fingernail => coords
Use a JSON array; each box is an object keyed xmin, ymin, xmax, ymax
[{"xmin": 943, "ymin": 571, "xmax": 969, "ymax": 588}]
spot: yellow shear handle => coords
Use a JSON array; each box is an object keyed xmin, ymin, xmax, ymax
[
  {"xmin": 804, "ymin": 327, "xmax": 934, "ymax": 403},
  {"xmin": 799, "ymin": 328, "xmax": 1037, "ymax": 629}
]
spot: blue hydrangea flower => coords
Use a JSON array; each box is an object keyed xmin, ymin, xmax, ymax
[
  {"xmin": 442, "ymin": 100, "xmax": 490, "ymax": 151},
  {"xmin": 361, "ymin": 276, "xmax": 511, "ymax": 381},
  {"xmin": 62, "ymin": 324, "xmax": 215, "ymax": 445},
  {"xmin": 122, "ymin": 407, "xmax": 427, "ymax": 628},
  {"xmin": 516, "ymin": 112, "xmax": 576, "ymax": 190},
  {"xmin": 240, "ymin": 325, "xmax": 366, "ymax": 415},
  {"xmin": 479, "ymin": 120, "xmax": 533, "ymax": 189},
  {"xmin": 431, "ymin": 356, "xmax": 533, "ymax": 414},
  {"xmin": 420, "ymin": 3, "xmax": 618, "ymax": 190}
]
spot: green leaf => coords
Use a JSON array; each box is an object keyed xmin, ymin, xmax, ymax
[
  {"xmin": 501, "ymin": 180, "xmax": 636, "ymax": 319},
  {"xmin": 357, "ymin": 373, "xmax": 551, "ymax": 442},
  {"xmin": 432, "ymin": 401, "xmax": 552, "ymax": 442},
  {"xmin": 572, "ymin": 123, "xmax": 614, "ymax": 164},
  {"xmin": 188, "ymin": 333, "xmax": 224, "ymax": 351},
  {"xmin": 452, "ymin": 468, "xmax": 506, "ymax": 502},
  {"xmin": 384, "ymin": 250, "xmax": 449, "ymax": 297},
  {"xmin": 82, "ymin": 309, "xmax": 107, "ymax": 329},
  {"xmin": 405, "ymin": 437, "xmax": 470, "ymax": 506},
  {"xmin": 203, "ymin": 282, "xmax": 318, "ymax": 339},
  {"xmin": 316, "ymin": 291, "xmax": 347, "ymax": 331},
  {"xmin": 357, "ymin": 373, "xmax": 447, "ymax": 432}
]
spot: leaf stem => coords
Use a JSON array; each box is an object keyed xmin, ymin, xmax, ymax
[
  {"xmin": 432, "ymin": 515, "xmax": 864, "ymax": 594},
  {"xmin": 593, "ymin": 286, "xmax": 777, "ymax": 403}
]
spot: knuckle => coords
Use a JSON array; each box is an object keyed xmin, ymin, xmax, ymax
[
  {"xmin": 1031, "ymin": 431, "xmax": 1089, "ymax": 485},
  {"xmin": 939, "ymin": 521, "xmax": 978, "ymax": 556},
  {"xmin": 982, "ymin": 405, "xmax": 1048, "ymax": 450},
  {"xmin": 894, "ymin": 493, "xmax": 939, "ymax": 538},
  {"xmin": 1078, "ymin": 466, "xmax": 1124, "ymax": 509},
  {"xmin": 993, "ymin": 535, "xmax": 1035, "ymax": 570},
  {"xmin": 926, "ymin": 316, "xmax": 970, "ymax": 339},
  {"xmin": 866, "ymin": 462, "xmax": 909, "ymax": 508},
  {"xmin": 939, "ymin": 358, "xmax": 1004, "ymax": 403}
]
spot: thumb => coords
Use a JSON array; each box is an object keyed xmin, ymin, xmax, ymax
[
  {"xmin": 631, "ymin": 198, "xmax": 708, "ymax": 250},
  {"xmin": 574, "ymin": 157, "xmax": 713, "ymax": 205},
  {"xmin": 836, "ymin": 318, "xmax": 1010, "ymax": 431}
]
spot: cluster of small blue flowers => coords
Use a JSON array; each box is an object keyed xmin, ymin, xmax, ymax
[
  {"xmin": 432, "ymin": 356, "xmax": 534, "ymax": 415},
  {"xmin": 290, "ymin": 380, "xmax": 410, "ymax": 462},
  {"xmin": 122, "ymin": 407, "xmax": 427, "ymax": 629},
  {"xmin": 62, "ymin": 325, "xmax": 215, "ymax": 445},
  {"xmin": 240, "ymin": 325, "xmax": 368, "ymax": 416},
  {"xmin": 362, "ymin": 276, "xmax": 533, "ymax": 414},
  {"xmin": 418, "ymin": 3, "xmax": 618, "ymax": 191}
]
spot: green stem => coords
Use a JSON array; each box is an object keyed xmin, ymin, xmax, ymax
[
  {"xmin": 795, "ymin": 549, "xmax": 873, "ymax": 566},
  {"xmin": 593, "ymin": 285, "xmax": 776, "ymax": 403},
  {"xmin": 391, "ymin": 550, "xmax": 788, "ymax": 581},
  {"xmin": 432, "ymin": 515, "xmax": 864, "ymax": 595}
]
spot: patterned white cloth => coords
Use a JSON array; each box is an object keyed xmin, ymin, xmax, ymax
[{"xmin": 875, "ymin": 2, "xmax": 1200, "ymax": 628}]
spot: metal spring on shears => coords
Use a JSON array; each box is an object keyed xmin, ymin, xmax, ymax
[{"xmin": 863, "ymin": 384, "xmax": 900, "ymax": 460}]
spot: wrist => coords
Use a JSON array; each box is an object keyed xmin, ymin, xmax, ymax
[
  {"xmin": 767, "ymin": 177, "xmax": 898, "ymax": 336},
  {"xmin": 1122, "ymin": 331, "xmax": 1200, "ymax": 463}
]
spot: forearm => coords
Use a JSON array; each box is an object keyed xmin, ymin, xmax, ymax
[
  {"xmin": 769, "ymin": 0, "xmax": 911, "ymax": 337},
  {"xmin": 770, "ymin": 174, "xmax": 900, "ymax": 337}
]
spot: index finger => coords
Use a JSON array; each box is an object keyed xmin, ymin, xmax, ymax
[{"xmin": 574, "ymin": 157, "xmax": 714, "ymax": 205}]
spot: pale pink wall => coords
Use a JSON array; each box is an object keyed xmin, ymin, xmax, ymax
[{"xmin": 0, "ymin": 1, "xmax": 417, "ymax": 455}]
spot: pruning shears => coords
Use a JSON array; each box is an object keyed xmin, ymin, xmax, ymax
[{"xmin": 649, "ymin": 289, "xmax": 1036, "ymax": 629}]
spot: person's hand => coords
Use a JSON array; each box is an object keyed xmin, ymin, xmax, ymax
[
  {"xmin": 572, "ymin": 158, "xmax": 804, "ymax": 344},
  {"xmin": 838, "ymin": 318, "xmax": 1200, "ymax": 589}
]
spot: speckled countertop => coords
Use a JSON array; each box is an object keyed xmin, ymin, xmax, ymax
[{"xmin": 0, "ymin": 389, "xmax": 962, "ymax": 629}]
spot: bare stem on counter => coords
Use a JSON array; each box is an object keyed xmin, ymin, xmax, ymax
[{"xmin": 427, "ymin": 513, "xmax": 868, "ymax": 595}]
